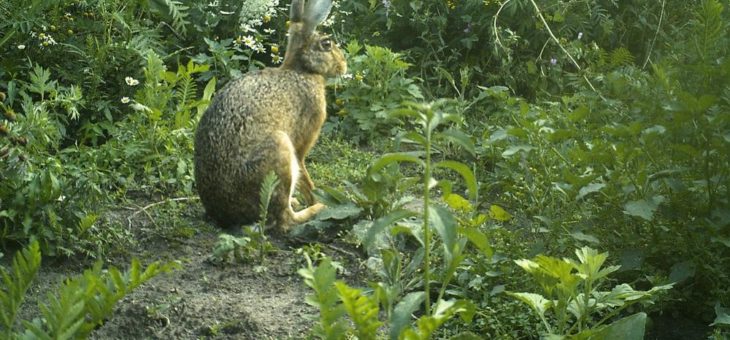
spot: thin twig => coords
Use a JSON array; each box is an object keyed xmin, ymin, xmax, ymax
[
  {"xmin": 537, "ymin": 38, "xmax": 551, "ymax": 76},
  {"xmin": 642, "ymin": 0, "xmax": 666, "ymax": 69},
  {"xmin": 127, "ymin": 196, "xmax": 199, "ymax": 229},
  {"xmin": 324, "ymin": 243, "xmax": 359, "ymax": 259},
  {"xmin": 492, "ymin": 0, "xmax": 512, "ymax": 54}
]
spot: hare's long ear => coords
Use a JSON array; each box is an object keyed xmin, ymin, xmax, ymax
[
  {"xmin": 290, "ymin": 0, "xmax": 304, "ymax": 22},
  {"xmin": 302, "ymin": 0, "xmax": 333, "ymax": 35}
]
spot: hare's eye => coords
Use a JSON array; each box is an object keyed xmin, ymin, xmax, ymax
[{"xmin": 320, "ymin": 38, "xmax": 333, "ymax": 51}]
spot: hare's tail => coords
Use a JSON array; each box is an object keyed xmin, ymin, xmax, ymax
[{"xmin": 271, "ymin": 131, "xmax": 325, "ymax": 231}]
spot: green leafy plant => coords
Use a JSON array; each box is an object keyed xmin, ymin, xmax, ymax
[
  {"xmin": 212, "ymin": 171, "xmax": 279, "ymax": 264},
  {"xmin": 508, "ymin": 246, "xmax": 673, "ymax": 339},
  {"xmin": 298, "ymin": 255, "xmax": 349, "ymax": 339},
  {"xmin": 363, "ymin": 100, "xmax": 487, "ymax": 315},
  {"xmin": 0, "ymin": 240, "xmax": 41, "ymax": 338},
  {"xmin": 299, "ymin": 254, "xmax": 475, "ymax": 340},
  {"xmin": 0, "ymin": 240, "xmax": 178, "ymax": 338},
  {"xmin": 329, "ymin": 41, "xmax": 424, "ymax": 143}
]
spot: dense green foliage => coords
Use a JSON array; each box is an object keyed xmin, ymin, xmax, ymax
[
  {"xmin": 0, "ymin": 241, "xmax": 176, "ymax": 338},
  {"xmin": 1, "ymin": 0, "xmax": 729, "ymax": 338}
]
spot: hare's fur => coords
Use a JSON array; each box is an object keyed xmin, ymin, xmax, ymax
[{"xmin": 194, "ymin": 0, "xmax": 345, "ymax": 232}]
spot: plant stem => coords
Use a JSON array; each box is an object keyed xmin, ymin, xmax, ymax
[
  {"xmin": 423, "ymin": 121, "xmax": 433, "ymax": 316},
  {"xmin": 642, "ymin": 0, "xmax": 666, "ymax": 69}
]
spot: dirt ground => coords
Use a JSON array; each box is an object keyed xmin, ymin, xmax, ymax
[{"xmin": 15, "ymin": 198, "xmax": 364, "ymax": 340}]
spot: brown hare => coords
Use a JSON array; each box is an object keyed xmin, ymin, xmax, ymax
[{"xmin": 194, "ymin": 0, "xmax": 346, "ymax": 232}]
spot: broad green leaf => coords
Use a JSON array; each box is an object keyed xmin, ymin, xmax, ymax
[
  {"xmin": 489, "ymin": 205, "xmax": 512, "ymax": 221},
  {"xmin": 487, "ymin": 129, "xmax": 509, "ymax": 143},
  {"xmin": 711, "ymin": 303, "xmax": 730, "ymax": 326},
  {"xmin": 601, "ymin": 284, "xmax": 648, "ymax": 304},
  {"xmin": 391, "ymin": 224, "xmax": 424, "ymax": 247},
  {"xmin": 622, "ymin": 199, "xmax": 655, "ymax": 221},
  {"xmin": 669, "ymin": 260, "xmax": 696, "ymax": 283},
  {"xmin": 429, "ymin": 204, "xmax": 457, "ymax": 253},
  {"xmin": 318, "ymin": 184, "xmax": 352, "ymax": 205},
  {"xmin": 514, "ymin": 259, "xmax": 540, "ymax": 274},
  {"xmin": 618, "ymin": 248, "xmax": 645, "ymax": 272},
  {"xmin": 458, "ymin": 227, "xmax": 493, "ymax": 259},
  {"xmin": 576, "ymin": 182, "xmax": 606, "ymax": 201},
  {"xmin": 712, "ymin": 236, "xmax": 730, "ymax": 248},
  {"xmin": 436, "ymin": 129, "xmax": 476, "ymax": 157},
  {"xmin": 317, "ymin": 204, "xmax": 363, "ymax": 220},
  {"xmin": 369, "ymin": 152, "xmax": 425, "ymax": 174},
  {"xmin": 390, "ymin": 292, "xmax": 425, "ymax": 340},
  {"xmin": 569, "ymin": 247, "xmax": 619, "ymax": 283},
  {"xmin": 432, "ymin": 299, "xmax": 475, "ymax": 323},
  {"xmin": 402, "ymin": 299, "xmax": 476, "ymax": 340},
  {"xmin": 197, "ymin": 77, "xmax": 216, "ymax": 116},
  {"xmin": 448, "ymin": 332, "xmax": 482, "ymax": 340},
  {"xmin": 443, "ymin": 193, "xmax": 472, "ymax": 212},
  {"xmin": 569, "ymin": 231, "xmax": 600, "ymax": 245},
  {"xmin": 530, "ymin": 255, "xmax": 580, "ymax": 296},
  {"xmin": 642, "ymin": 125, "xmax": 666, "ymax": 135},
  {"xmin": 434, "ymin": 161, "xmax": 478, "ymax": 200},
  {"xmin": 389, "ymin": 107, "xmax": 422, "ymax": 121},
  {"xmin": 402, "ymin": 131, "xmax": 427, "ymax": 146},
  {"xmin": 364, "ymin": 209, "xmax": 419, "ymax": 248},
  {"xmin": 507, "ymin": 292, "xmax": 551, "ymax": 318},
  {"xmin": 623, "ymin": 196, "xmax": 664, "ymax": 221},
  {"xmin": 591, "ymin": 313, "xmax": 647, "ymax": 340},
  {"xmin": 501, "ymin": 145, "xmax": 534, "ymax": 157}
]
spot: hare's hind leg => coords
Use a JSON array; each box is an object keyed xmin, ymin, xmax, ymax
[
  {"xmin": 298, "ymin": 161, "xmax": 316, "ymax": 205},
  {"xmin": 271, "ymin": 131, "xmax": 325, "ymax": 232}
]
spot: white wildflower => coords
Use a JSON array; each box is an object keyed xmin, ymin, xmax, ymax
[
  {"xmin": 125, "ymin": 77, "xmax": 140, "ymax": 86},
  {"xmin": 252, "ymin": 43, "xmax": 266, "ymax": 53},
  {"xmin": 130, "ymin": 102, "xmax": 151, "ymax": 112},
  {"xmin": 17, "ymin": 44, "xmax": 25, "ymax": 50},
  {"xmin": 240, "ymin": 23, "xmax": 256, "ymax": 33},
  {"xmin": 242, "ymin": 35, "xmax": 256, "ymax": 49},
  {"xmin": 121, "ymin": 97, "xmax": 131, "ymax": 104},
  {"xmin": 239, "ymin": 0, "xmax": 280, "ymax": 28}
]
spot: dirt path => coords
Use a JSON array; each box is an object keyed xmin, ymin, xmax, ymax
[{"xmin": 16, "ymin": 199, "xmax": 363, "ymax": 340}]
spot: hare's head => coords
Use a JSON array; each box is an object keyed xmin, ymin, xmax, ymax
[{"xmin": 282, "ymin": 0, "xmax": 347, "ymax": 77}]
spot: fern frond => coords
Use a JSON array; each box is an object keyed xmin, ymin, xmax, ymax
[
  {"xmin": 127, "ymin": 28, "xmax": 164, "ymax": 56},
  {"xmin": 163, "ymin": 0, "xmax": 190, "ymax": 36},
  {"xmin": 22, "ymin": 259, "xmax": 178, "ymax": 338},
  {"xmin": 335, "ymin": 282, "xmax": 382, "ymax": 340},
  {"xmin": 258, "ymin": 171, "xmax": 281, "ymax": 227},
  {"xmin": 609, "ymin": 47, "xmax": 635, "ymax": 67},
  {"xmin": 693, "ymin": 0, "xmax": 726, "ymax": 59},
  {"xmin": 26, "ymin": 281, "xmax": 87, "ymax": 339},
  {"xmin": 0, "ymin": 240, "xmax": 41, "ymax": 336},
  {"xmin": 173, "ymin": 61, "xmax": 211, "ymax": 128}
]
